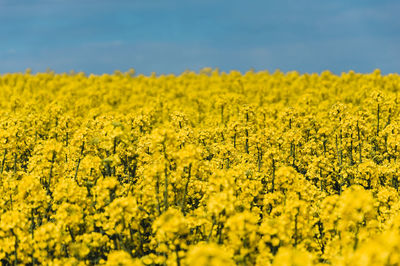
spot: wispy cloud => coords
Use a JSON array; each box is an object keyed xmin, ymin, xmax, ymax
[{"xmin": 0, "ymin": 0, "xmax": 399, "ymax": 74}]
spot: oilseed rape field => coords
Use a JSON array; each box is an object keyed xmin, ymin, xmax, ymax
[{"xmin": 1, "ymin": 68, "xmax": 400, "ymax": 265}]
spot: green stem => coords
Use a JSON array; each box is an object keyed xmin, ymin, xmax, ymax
[{"xmin": 164, "ymin": 164, "xmax": 169, "ymax": 212}]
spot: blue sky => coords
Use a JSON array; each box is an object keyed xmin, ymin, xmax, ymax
[{"xmin": 0, "ymin": 0, "xmax": 399, "ymax": 75}]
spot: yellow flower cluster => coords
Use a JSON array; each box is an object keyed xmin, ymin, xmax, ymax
[{"xmin": 0, "ymin": 68, "xmax": 400, "ymax": 265}]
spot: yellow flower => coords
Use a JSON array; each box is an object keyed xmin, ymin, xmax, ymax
[{"xmin": 185, "ymin": 242, "xmax": 235, "ymax": 266}]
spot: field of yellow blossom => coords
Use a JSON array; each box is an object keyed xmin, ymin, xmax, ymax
[{"xmin": 1, "ymin": 68, "xmax": 400, "ymax": 265}]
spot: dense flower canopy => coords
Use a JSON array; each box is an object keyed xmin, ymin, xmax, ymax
[{"xmin": 0, "ymin": 69, "xmax": 400, "ymax": 265}]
